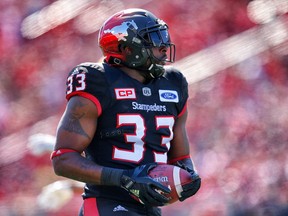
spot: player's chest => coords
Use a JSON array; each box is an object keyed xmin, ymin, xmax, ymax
[{"xmin": 110, "ymin": 84, "xmax": 180, "ymax": 116}]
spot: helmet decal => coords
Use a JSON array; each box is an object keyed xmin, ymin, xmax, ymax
[{"xmin": 103, "ymin": 20, "xmax": 138, "ymax": 42}]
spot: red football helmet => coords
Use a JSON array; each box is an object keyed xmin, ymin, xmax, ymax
[{"xmin": 98, "ymin": 8, "xmax": 175, "ymax": 78}]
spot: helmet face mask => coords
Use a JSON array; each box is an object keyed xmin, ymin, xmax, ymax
[{"xmin": 98, "ymin": 8, "xmax": 175, "ymax": 79}]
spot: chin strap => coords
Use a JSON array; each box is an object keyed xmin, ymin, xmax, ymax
[
  {"xmin": 106, "ymin": 54, "xmax": 165, "ymax": 80},
  {"xmin": 135, "ymin": 65, "xmax": 164, "ymax": 82},
  {"xmin": 137, "ymin": 51, "xmax": 165, "ymax": 80},
  {"xmin": 147, "ymin": 63, "xmax": 165, "ymax": 78}
]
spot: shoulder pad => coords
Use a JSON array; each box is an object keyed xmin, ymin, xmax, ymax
[
  {"xmin": 69, "ymin": 62, "xmax": 104, "ymax": 76},
  {"xmin": 163, "ymin": 66, "xmax": 185, "ymax": 81}
]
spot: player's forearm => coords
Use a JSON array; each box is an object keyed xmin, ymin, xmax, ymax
[{"xmin": 52, "ymin": 152, "xmax": 103, "ymax": 184}]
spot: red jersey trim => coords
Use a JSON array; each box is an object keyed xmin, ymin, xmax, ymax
[
  {"xmin": 178, "ymin": 102, "xmax": 187, "ymax": 118},
  {"xmin": 50, "ymin": 148, "xmax": 78, "ymax": 160},
  {"xmin": 66, "ymin": 92, "xmax": 102, "ymax": 117},
  {"xmin": 168, "ymin": 155, "xmax": 190, "ymax": 164},
  {"xmin": 84, "ymin": 198, "xmax": 100, "ymax": 216}
]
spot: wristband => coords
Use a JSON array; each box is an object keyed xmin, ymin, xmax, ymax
[{"xmin": 101, "ymin": 167, "xmax": 123, "ymax": 186}]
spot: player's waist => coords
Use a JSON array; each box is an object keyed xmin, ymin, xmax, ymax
[{"xmin": 83, "ymin": 184, "xmax": 139, "ymax": 204}]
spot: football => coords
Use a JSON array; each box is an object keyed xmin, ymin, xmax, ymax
[{"xmin": 148, "ymin": 164, "xmax": 192, "ymax": 204}]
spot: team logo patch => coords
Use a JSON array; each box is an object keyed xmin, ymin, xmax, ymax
[
  {"xmin": 159, "ymin": 90, "xmax": 179, "ymax": 102},
  {"xmin": 115, "ymin": 88, "xmax": 136, "ymax": 99},
  {"xmin": 142, "ymin": 87, "xmax": 151, "ymax": 96}
]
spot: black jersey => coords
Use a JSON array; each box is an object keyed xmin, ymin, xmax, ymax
[{"xmin": 66, "ymin": 62, "xmax": 188, "ymax": 203}]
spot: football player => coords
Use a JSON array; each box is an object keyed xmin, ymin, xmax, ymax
[{"xmin": 51, "ymin": 8, "xmax": 201, "ymax": 216}]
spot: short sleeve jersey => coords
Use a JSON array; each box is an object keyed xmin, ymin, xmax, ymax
[{"xmin": 65, "ymin": 62, "xmax": 189, "ymax": 202}]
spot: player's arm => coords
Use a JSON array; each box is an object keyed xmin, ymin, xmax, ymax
[
  {"xmin": 52, "ymin": 95, "xmax": 103, "ymax": 184},
  {"xmin": 168, "ymin": 108, "xmax": 201, "ymax": 201}
]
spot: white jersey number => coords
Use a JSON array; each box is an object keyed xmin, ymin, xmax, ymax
[
  {"xmin": 66, "ymin": 73, "xmax": 86, "ymax": 94},
  {"xmin": 113, "ymin": 114, "xmax": 174, "ymax": 163}
]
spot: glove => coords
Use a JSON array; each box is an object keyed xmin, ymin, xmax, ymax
[
  {"xmin": 101, "ymin": 163, "xmax": 171, "ymax": 206},
  {"xmin": 121, "ymin": 163, "xmax": 171, "ymax": 206},
  {"xmin": 176, "ymin": 161, "xmax": 201, "ymax": 202}
]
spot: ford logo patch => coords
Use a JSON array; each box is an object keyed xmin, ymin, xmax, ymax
[
  {"xmin": 159, "ymin": 90, "xmax": 179, "ymax": 102},
  {"xmin": 161, "ymin": 92, "xmax": 177, "ymax": 99}
]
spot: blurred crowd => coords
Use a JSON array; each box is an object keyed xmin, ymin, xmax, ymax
[{"xmin": 0, "ymin": 0, "xmax": 288, "ymax": 215}]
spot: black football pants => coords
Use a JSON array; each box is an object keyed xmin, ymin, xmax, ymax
[{"xmin": 78, "ymin": 197, "xmax": 161, "ymax": 216}]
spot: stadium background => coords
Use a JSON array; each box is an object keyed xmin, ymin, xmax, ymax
[{"xmin": 0, "ymin": 0, "xmax": 288, "ymax": 215}]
